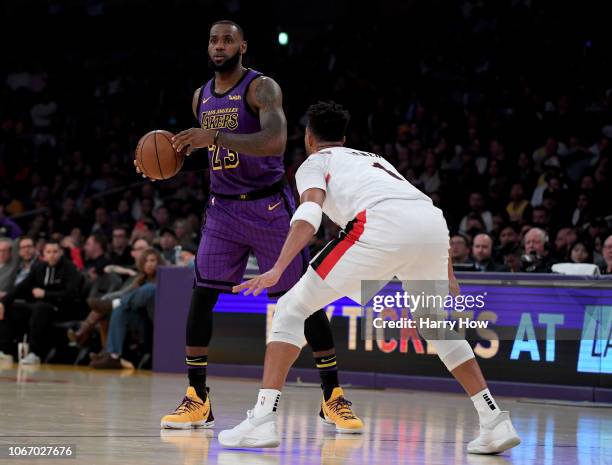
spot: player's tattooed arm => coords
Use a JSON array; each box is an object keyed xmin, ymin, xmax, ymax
[{"xmin": 217, "ymin": 76, "xmax": 287, "ymax": 157}]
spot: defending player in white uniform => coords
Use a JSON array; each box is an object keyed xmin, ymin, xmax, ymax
[{"xmin": 219, "ymin": 101, "xmax": 521, "ymax": 454}]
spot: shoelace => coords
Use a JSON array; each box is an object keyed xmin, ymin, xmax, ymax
[
  {"xmin": 173, "ymin": 396, "xmax": 203, "ymax": 414},
  {"xmin": 327, "ymin": 396, "xmax": 357, "ymax": 420}
]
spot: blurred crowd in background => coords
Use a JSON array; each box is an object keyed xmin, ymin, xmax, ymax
[{"xmin": 1, "ymin": 0, "xmax": 611, "ymax": 366}]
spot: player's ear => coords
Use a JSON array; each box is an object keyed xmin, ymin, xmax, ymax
[
  {"xmin": 240, "ymin": 40, "xmax": 247, "ymax": 54},
  {"xmin": 305, "ymin": 126, "xmax": 313, "ymax": 147}
]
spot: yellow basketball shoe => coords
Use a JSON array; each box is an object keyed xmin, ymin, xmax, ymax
[
  {"xmin": 161, "ymin": 387, "xmax": 215, "ymax": 429},
  {"xmin": 319, "ymin": 387, "xmax": 364, "ymax": 433}
]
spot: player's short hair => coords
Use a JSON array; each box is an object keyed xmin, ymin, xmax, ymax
[
  {"xmin": 211, "ymin": 20, "xmax": 245, "ymax": 39},
  {"xmin": 306, "ymin": 101, "xmax": 350, "ymax": 142}
]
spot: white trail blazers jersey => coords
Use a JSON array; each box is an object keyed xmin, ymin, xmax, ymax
[{"xmin": 295, "ymin": 146, "xmax": 432, "ymax": 228}]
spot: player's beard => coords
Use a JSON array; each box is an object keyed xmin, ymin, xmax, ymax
[{"xmin": 208, "ymin": 51, "xmax": 241, "ymax": 72}]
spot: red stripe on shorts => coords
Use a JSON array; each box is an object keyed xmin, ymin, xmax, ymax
[{"xmin": 315, "ymin": 209, "xmax": 367, "ymax": 279}]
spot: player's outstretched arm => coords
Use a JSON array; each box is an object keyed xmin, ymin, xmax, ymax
[
  {"xmin": 233, "ymin": 188, "xmax": 325, "ymax": 296},
  {"xmin": 217, "ymin": 76, "xmax": 287, "ymax": 156}
]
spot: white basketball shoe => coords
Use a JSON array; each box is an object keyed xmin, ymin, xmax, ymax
[
  {"xmin": 218, "ymin": 410, "xmax": 280, "ymax": 448},
  {"xmin": 467, "ymin": 411, "xmax": 521, "ymax": 454}
]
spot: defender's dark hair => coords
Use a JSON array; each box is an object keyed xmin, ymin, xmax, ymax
[
  {"xmin": 211, "ymin": 20, "xmax": 245, "ymax": 39},
  {"xmin": 306, "ymin": 101, "xmax": 350, "ymax": 142}
]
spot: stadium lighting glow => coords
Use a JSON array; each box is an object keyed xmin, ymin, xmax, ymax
[{"xmin": 278, "ymin": 32, "xmax": 289, "ymax": 46}]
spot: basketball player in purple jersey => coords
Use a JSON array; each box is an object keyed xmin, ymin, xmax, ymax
[{"xmin": 155, "ymin": 21, "xmax": 363, "ymax": 432}]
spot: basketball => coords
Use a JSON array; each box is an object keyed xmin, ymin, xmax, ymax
[{"xmin": 135, "ymin": 130, "xmax": 184, "ymax": 180}]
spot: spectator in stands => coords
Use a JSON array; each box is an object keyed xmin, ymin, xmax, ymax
[
  {"xmin": 0, "ymin": 241, "xmax": 82, "ymax": 364},
  {"xmin": 532, "ymin": 137, "xmax": 563, "ymax": 173},
  {"xmin": 450, "ymin": 234, "xmax": 471, "ymax": 264},
  {"xmin": 472, "ymin": 234, "xmax": 509, "ymax": 272},
  {"xmin": 0, "ymin": 205, "xmax": 23, "ymax": 239},
  {"xmin": 521, "ymin": 227, "xmax": 555, "ymax": 272},
  {"xmin": 131, "ymin": 218, "xmax": 156, "ymax": 244},
  {"xmin": 506, "ymin": 183, "xmax": 529, "ymax": 223},
  {"xmin": 501, "ymin": 244, "xmax": 522, "ymax": 272},
  {"xmin": 83, "ymin": 233, "xmax": 109, "ymax": 280},
  {"xmin": 158, "ymin": 227, "xmax": 178, "ymax": 264},
  {"xmin": 0, "ymin": 238, "xmax": 17, "ymax": 294},
  {"xmin": 569, "ymin": 241, "xmax": 593, "ymax": 264},
  {"xmin": 419, "ymin": 150, "xmax": 441, "ymax": 194},
  {"xmin": 601, "ymin": 235, "xmax": 612, "ymax": 274},
  {"xmin": 154, "ymin": 205, "xmax": 172, "ymax": 230},
  {"xmin": 531, "ymin": 206, "xmax": 550, "ymax": 229},
  {"xmin": 459, "ymin": 192, "xmax": 493, "ymax": 233},
  {"xmin": 91, "ymin": 206, "xmax": 112, "ymax": 238},
  {"xmin": 112, "ymin": 199, "xmax": 134, "ymax": 228},
  {"xmin": 173, "ymin": 219, "xmax": 196, "ymax": 248},
  {"xmin": 553, "ymin": 227, "xmax": 578, "ymax": 261},
  {"xmin": 0, "ymin": 239, "xmax": 14, "ymax": 362},
  {"xmin": 570, "ymin": 191, "xmax": 594, "ymax": 227},
  {"xmin": 531, "ymin": 172, "xmax": 563, "ymax": 207},
  {"xmin": 587, "ymin": 218, "xmax": 608, "ymax": 243},
  {"xmin": 109, "ymin": 225, "xmax": 133, "ymax": 267},
  {"xmin": 61, "ymin": 235, "xmax": 84, "ymax": 271},
  {"xmin": 89, "ymin": 248, "xmax": 163, "ymax": 369},
  {"xmin": 592, "ymin": 230, "xmax": 608, "ymax": 269},
  {"xmin": 68, "ymin": 237, "xmax": 152, "ymax": 346},
  {"xmin": 499, "ymin": 224, "xmax": 520, "ymax": 249},
  {"xmin": 463, "ymin": 214, "xmax": 486, "ymax": 243},
  {"xmin": 55, "ymin": 198, "xmax": 81, "ymax": 236},
  {"xmin": 515, "ymin": 152, "xmax": 537, "ymax": 192},
  {"xmin": 12, "ymin": 237, "xmax": 38, "ymax": 288}
]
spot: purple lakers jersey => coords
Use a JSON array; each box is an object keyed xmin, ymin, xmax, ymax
[{"xmin": 196, "ymin": 68, "xmax": 284, "ymax": 195}]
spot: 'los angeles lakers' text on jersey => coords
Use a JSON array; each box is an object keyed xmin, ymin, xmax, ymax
[
  {"xmin": 196, "ymin": 68, "xmax": 284, "ymax": 195},
  {"xmin": 295, "ymin": 146, "xmax": 432, "ymax": 228}
]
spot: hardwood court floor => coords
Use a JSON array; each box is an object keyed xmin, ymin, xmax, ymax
[{"xmin": 0, "ymin": 364, "xmax": 609, "ymax": 465}]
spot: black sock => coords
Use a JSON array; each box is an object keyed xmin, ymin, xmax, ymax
[
  {"xmin": 315, "ymin": 354, "xmax": 339, "ymax": 401},
  {"xmin": 186, "ymin": 355, "xmax": 208, "ymax": 401}
]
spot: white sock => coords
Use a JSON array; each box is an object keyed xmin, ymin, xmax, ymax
[
  {"xmin": 471, "ymin": 388, "xmax": 501, "ymax": 425},
  {"xmin": 112, "ymin": 298, "xmax": 121, "ymax": 309},
  {"xmin": 253, "ymin": 389, "xmax": 281, "ymax": 418}
]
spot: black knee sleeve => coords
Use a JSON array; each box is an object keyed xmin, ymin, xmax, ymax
[
  {"xmin": 304, "ymin": 309, "xmax": 335, "ymax": 352},
  {"xmin": 186, "ymin": 287, "xmax": 220, "ymax": 347}
]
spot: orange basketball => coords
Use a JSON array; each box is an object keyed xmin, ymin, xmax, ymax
[{"xmin": 135, "ymin": 130, "xmax": 184, "ymax": 180}]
